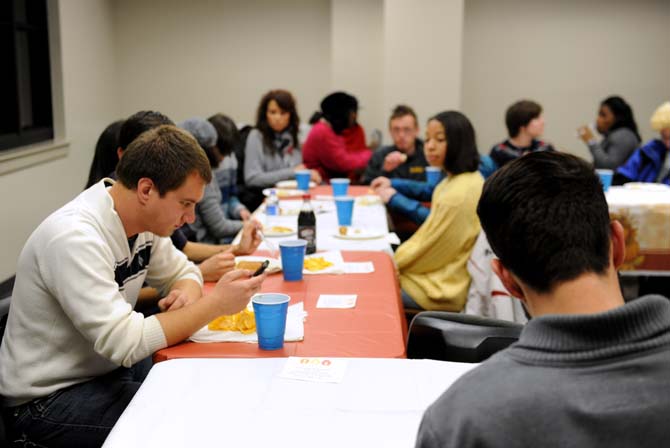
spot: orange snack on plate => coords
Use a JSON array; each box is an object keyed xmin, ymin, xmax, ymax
[{"xmin": 208, "ymin": 309, "xmax": 256, "ymax": 334}]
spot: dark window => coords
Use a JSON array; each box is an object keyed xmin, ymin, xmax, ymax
[{"xmin": 0, "ymin": 0, "xmax": 53, "ymax": 151}]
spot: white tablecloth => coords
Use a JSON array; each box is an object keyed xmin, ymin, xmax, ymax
[
  {"xmin": 606, "ymin": 186, "xmax": 670, "ymax": 274},
  {"xmin": 241, "ymin": 198, "xmax": 394, "ymax": 254},
  {"xmin": 103, "ymin": 358, "xmax": 476, "ymax": 448}
]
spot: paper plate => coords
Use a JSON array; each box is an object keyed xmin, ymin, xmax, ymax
[
  {"xmin": 262, "ymin": 188, "xmax": 305, "ymax": 198},
  {"xmin": 333, "ymin": 227, "xmax": 386, "ymax": 240},
  {"xmin": 356, "ymin": 195, "xmax": 382, "ymax": 206},
  {"xmin": 263, "ymin": 226, "xmax": 297, "ymax": 237},
  {"xmin": 275, "ymin": 180, "xmax": 316, "ymax": 189},
  {"xmin": 234, "ymin": 256, "xmax": 281, "ymax": 274},
  {"xmin": 623, "ymin": 182, "xmax": 670, "ymax": 192}
]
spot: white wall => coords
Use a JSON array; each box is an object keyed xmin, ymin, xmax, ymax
[
  {"xmin": 114, "ymin": 0, "xmax": 332, "ymax": 126},
  {"xmin": 331, "ymin": 0, "xmax": 384, "ymax": 133},
  {"xmin": 2, "ymin": 0, "xmax": 668, "ymax": 279},
  {"xmin": 383, "ymin": 0, "xmax": 465, "ymax": 131},
  {"xmin": 113, "ymin": 0, "xmax": 466, "ymax": 137},
  {"xmin": 462, "ymin": 0, "xmax": 670, "ymax": 158},
  {"xmin": 0, "ymin": 0, "xmax": 119, "ymax": 280}
]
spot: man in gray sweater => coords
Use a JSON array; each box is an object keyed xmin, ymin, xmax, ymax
[{"xmin": 416, "ymin": 152, "xmax": 670, "ymax": 448}]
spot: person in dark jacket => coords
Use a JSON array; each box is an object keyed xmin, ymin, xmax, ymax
[
  {"xmin": 489, "ymin": 100, "xmax": 555, "ymax": 169},
  {"xmin": 362, "ymin": 105, "xmax": 426, "ymax": 184}
]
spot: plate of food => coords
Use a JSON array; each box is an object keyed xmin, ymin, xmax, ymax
[
  {"xmin": 333, "ymin": 226, "xmax": 386, "ymax": 240},
  {"xmin": 262, "ymin": 188, "xmax": 305, "ymax": 198},
  {"xmin": 302, "ymin": 251, "xmax": 345, "ymax": 274},
  {"xmin": 356, "ymin": 195, "xmax": 382, "ymax": 206},
  {"xmin": 234, "ymin": 256, "xmax": 281, "ymax": 274},
  {"xmin": 623, "ymin": 182, "xmax": 670, "ymax": 192},
  {"xmin": 207, "ymin": 305, "xmax": 257, "ymax": 334},
  {"xmin": 303, "ymin": 256, "xmax": 335, "ymax": 272},
  {"xmin": 263, "ymin": 225, "xmax": 296, "ymax": 237},
  {"xmin": 275, "ymin": 180, "xmax": 317, "ymax": 190}
]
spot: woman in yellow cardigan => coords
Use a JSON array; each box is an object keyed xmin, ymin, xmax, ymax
[{"xmin": 377, "ymin": 111, "xmax": 484, "ymax": 311}]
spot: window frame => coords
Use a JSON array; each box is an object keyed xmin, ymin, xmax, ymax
[{"xmin": 0, "ymin": 0, "xmax": 67, "ymax": 175}]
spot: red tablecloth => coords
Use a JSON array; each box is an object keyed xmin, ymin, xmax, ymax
[{"xmin": 154, "ymin": 251, "xmax": 407, "ymax": 362}]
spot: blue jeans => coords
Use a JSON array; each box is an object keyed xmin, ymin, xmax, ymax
[{"xmin": 3, "ymin": 357, "xmax": 152, "ymax": 448}]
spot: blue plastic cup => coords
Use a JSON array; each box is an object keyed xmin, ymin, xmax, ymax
[
  {"xmin": 295, "ymin": 170, "xmax": 311, "ymax": 190},
  {"xmin": 334, "ymin": 196, "xmax": 355, "ymax": 226},
  {"xmin": 425, "ymin": 166, "xmax": 442, "ymax": 186},
  {"xmin": 331, "ymin": 178, "xmax": 350, "ymax": 196},
  {"xmin": 279, "ymin": 240, "xmax": 307, "ymax": 281},
  {"xmin": 252, "ymin": 293, "xmax": 290, "ymax": 350},
  {"xmin": 596, "ymin": 169, "xmax": 613, "ymax": 192}
]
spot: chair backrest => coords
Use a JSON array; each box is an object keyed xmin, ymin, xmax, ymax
[
  {"xmin": 235, "ymin": 125, "xmax": 253, "ymax": 189},
  {"xmin": 0, "ymin": 275, "xmax": 14, "ymax": 446},
  {"xmin": 407, "ymin": 312, "xmax": 523, "ymax": 363},
  {"xmin": 465, "ymin": 231, "xmax": 528, "ymax": 324},
  {"xmin": 236, "ymin": 125, "xmax": 267, "ymax": 211}
]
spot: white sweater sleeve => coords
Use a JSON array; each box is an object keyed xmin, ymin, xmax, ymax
[{"xmin": 40, "ymin": 228, "xmax": 168, "ymax": 367}]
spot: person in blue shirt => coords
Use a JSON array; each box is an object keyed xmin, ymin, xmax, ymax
[{"xmin": 615, "ymin": 102, "xmax": 670, "ymax": 185}]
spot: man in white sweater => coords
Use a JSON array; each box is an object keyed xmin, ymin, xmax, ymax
[{"xmin": 0, "ymin": 125, "xmax": 265, "ymax": 446}]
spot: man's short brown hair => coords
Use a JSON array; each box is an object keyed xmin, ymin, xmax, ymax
[
  {"xmin": 506, "ymin": 100, "xmax": 542, "ymax": 138},
  {"xmin": 389, "ymin": 104, "xmax": 418, "ymax": 126},
  {"xmin": 116, "ymin": 125, "xmax": 212, "ymax": 196}
]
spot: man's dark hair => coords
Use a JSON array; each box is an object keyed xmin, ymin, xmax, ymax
[
  {"xmin": 505, "ymin": 100, "xmax": 542, "ymax": 138},
  {"xmin": 430, "ymin": 111, "xmax": 480, "ymax": 175},
  {"xmin": 255, "ymin": 89, "xmax": 300, "ymax": 153},
  {"xmin": 477, "ymin": 152, "xmax": 611, "ymax": 293},
  {"xmin": 116, "ymin": 125, "xmax": 212, "ymax": 196},
  {"xmin": 208, "ymin": 113, "xmax": 241, "ymax": 158},
  {"xmin": 389, "ymin": 104, "xmax": 418, "ymax": 126},
  {"xmin": 118, "ymin": 110, "xmax": 174, "ymax": 151}
]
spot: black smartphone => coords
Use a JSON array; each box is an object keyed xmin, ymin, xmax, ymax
[{"xmin": 252, "ymin": 260, "xmax": 270, "ymax": 277}]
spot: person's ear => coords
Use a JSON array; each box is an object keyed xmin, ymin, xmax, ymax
[
  {"xmin": 137, "ymin": 178, "xmax": 154, "ymax": 205},
  {"xmin": 117, "ymin": 147, "xmax": 124, "ymax": 161},
  {"xmin": 492, "ymin": 259, "xmax": 525, "ymax": 300},
  {"xmin": 610, "ymin": 220, "xmax": 626, "ymax": 268}
]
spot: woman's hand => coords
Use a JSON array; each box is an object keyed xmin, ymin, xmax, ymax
[
  {"xmin": 310, "ymin": 169, "xmax": 322, "ymax": 184},
  {"xmin": 370, "ymin": 176, "xmax": 391, "ymax": 191},
  {"xmin": 376, "ymin": 187, "xmax": 397, "ymax": 204},
  {"xmin": 577, "ymin": 125, "xmax": 594, "ymax": 143}
]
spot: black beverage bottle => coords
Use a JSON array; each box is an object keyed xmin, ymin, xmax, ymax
[{"xmin": 298, "ymin": 194, "xmax": 316, "ymax": 254}]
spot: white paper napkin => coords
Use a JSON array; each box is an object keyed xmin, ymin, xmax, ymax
[
  {"xmin": 316, "ymin": 294, "xmax": 357, "ymax": 309},
  {"xmin": 342, "ymin": 262, "xmax": 374, "ymax": 274},
  {"xmin": 189, "ymin": 302, "xmax": 307, "ymax": 343},
  {"xmin": 279, "ymin": 357, "xmax": 348, "ymax": 383}
]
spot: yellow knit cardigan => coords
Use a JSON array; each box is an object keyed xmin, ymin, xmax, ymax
[{"xmin": 395, "ymin": 171, "xmax": 484, "ymax": 311}]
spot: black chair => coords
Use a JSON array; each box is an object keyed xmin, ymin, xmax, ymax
[
  {"xmin": 407, "ymin": 312, "xmax": 524, "ymax": 363},
  {"xmin": 0, "ymin": 275, "xmax": 15, "ymax": 446}
]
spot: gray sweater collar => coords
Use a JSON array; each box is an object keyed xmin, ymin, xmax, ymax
[{"xmin": 506, "ymin": 295, "xmax": 670, "ymax": 364}]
